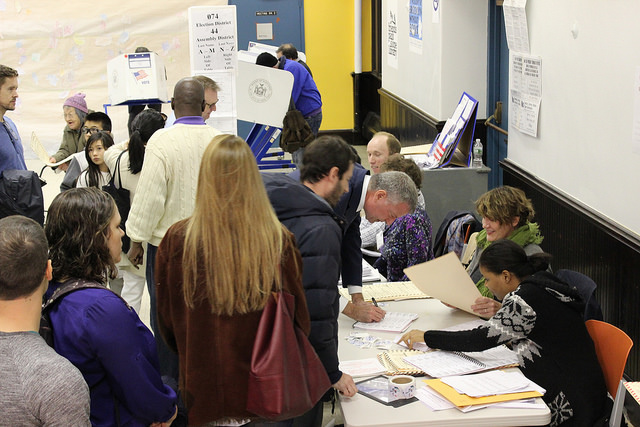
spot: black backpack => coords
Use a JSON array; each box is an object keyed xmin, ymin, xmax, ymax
[
  {"xmin": 40, "ymin": 278, "xmax": 130, "ymax": 348},
  {"xmin": 0, "ymin": 169, "xmax": 45, "ymax": 226}
]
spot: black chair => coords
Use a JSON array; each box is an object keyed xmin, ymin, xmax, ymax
[{"xmin": 556, "ymin": 269, "xmax": 604, "ymax": 321}]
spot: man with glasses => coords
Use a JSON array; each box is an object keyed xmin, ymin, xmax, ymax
[
  {"xmin": 0, "ymin": 65, "xmax": 27, "ymax": 176},
  {"xmin": 164, "ymin": 75, "xmax": 220, "ymax": 127},
  {"xmin": 59, "ymin": 111, "xmax": 112, "ymax": 191}
]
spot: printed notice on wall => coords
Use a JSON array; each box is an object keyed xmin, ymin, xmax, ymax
[
  {"xmin": 510, "ymin": 53, "xmax": 542, "ymax": 137},
  {"xmin": 503, "ymin": 0, "xmax": 530, "ymax": 54},
  {"xmin": 632, "ymin": 67, "xmax": 640, "ymax": 154},
  {"xmin": 409, "ymin": 0, "xmax": 423, "ymax": 54},
  {"xmin": 387, "ymin": 0, "xmax": 398, "ymax": 69},
  {"xmin": 188, "ymin": 6, "xmax": 238, "ymax": 73}
]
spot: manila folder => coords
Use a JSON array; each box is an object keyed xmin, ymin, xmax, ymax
[{"xmin": 403, "ymin": 252, "xmax": 481, "ymax": 316}]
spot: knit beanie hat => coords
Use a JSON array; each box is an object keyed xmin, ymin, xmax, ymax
[
  {"xmin": 256, "ymin": 52, "xmax": 278, "ymax": 68},
  {"xmin": 64, "ymin": 93, "xmax": 88, "ymax": 113}
]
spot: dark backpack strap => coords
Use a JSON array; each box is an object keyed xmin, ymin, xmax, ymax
[{"xmin": 43, "ymin": 278, "xmax": 131, "ymax": 313}]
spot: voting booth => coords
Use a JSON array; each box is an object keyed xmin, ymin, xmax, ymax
[
  {"xmin": 107, "ymin": 52, "xmax": 169, "ymax": 106},
  {"xmin": 236, "ymin": 59, "xmax": 295, "ymax": 169}
]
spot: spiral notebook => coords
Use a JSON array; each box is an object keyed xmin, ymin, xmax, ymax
[
  {"xmin": 403, "ymin": 345, "xmax": 519, "ymax": 378},
  {"xmin": 377, "ymin": 349, "xmax": 426, "ymax": 376}
]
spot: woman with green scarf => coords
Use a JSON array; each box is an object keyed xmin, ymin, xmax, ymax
[{"xmin": 466, "ymin": 186, "xmax": 544, "ymax": 317}]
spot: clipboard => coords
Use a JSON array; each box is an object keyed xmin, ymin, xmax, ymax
[
  {"xmin": 356, "ymin": 375, "xmax": 419, "ymax": 407},
  {"xmin": 403, "ymin": 252, "xmax": 482, "ymax": 316}
]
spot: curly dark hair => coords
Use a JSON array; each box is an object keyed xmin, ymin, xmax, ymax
[{"xmin": 45, "ymin": 188, "xmax": 118, "ymax": 283}]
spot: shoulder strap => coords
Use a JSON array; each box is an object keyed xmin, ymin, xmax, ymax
[
  {"xmin": 113, "ymin": 150, "xmax": 127, "ymax": 189},
  {"xmin": 43, "ymin": 278, "xmax": 131, "ymax": 312}
]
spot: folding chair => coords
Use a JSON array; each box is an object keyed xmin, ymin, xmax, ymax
[{"xmin": 586, "ymin": 319, "xmax": 634, "ymax": 427}]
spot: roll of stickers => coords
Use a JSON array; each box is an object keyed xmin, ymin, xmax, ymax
[{"xmin": 388, "ymin": 375, "xmax": 416, "ymax": 400}]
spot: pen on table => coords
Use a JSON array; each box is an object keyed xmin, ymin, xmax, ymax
[{"xmin": 371, "ymin": 297, "xmax": 379, "ymax": 307}]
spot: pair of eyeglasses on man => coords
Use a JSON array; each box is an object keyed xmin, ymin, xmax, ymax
[
  {"xmin": 82, "ymin": 127, "xmax": 102, "ymax": 135},
  {"xmin": 205, "ymin": 100, "xmax": 218, "ymax": 110}
]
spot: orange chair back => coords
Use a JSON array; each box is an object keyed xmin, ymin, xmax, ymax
[{"xmin": 585, "ymin": 319, "xmax": 633, "ymax": 398}]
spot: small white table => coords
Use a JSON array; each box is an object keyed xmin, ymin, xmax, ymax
[{"xmin": 337, "ymin": 298, "xmax": 551, "ymax": 427}]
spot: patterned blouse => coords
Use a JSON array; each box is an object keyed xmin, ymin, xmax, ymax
[
  {"xmin": 374, "ymin": 207, "xmax": 434, "ymax": 281},
  {"xmin": 422, "ymin": 272, "xmax": 607, "ymax": 427}
]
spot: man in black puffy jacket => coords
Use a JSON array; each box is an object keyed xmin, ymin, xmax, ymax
[{"xmin": 262, "ymin": 136, "xmax": 357, "ymax": 427}]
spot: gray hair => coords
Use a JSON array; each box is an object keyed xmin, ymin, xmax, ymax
[{"xmin": 368, "ymin": 171, "xmax": 418, "ymax": 212}]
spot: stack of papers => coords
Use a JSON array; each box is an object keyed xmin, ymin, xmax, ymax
[
  {"xmin": 424, "ymin": 370, "xmax": 545, "ymax": 407},
  {"xmin": 339, "ymin": 358, "xmax": 387, "ymax": 378},
  {"xmin": 403, "ymin": 345, "xmax": 519, "ymax": 377},
  {"xmin": 353, "ymin": 312, "xmax": 419, "ymax": 333}
]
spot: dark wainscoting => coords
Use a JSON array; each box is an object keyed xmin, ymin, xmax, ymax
[
  {"xmin": 379, "ymin": 89, "xmax": 487, "ymax": 162},
  {"xmin": 502, "ymin": 159, "xmax": 640, "ymax": 380}
]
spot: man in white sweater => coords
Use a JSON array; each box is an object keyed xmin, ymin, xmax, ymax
[{"xmin": 126, "ymin": 77, "xmax": 221, "ymax": 381}]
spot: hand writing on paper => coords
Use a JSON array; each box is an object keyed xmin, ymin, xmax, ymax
[
  {"xmin": 471, "ymin": 296, "xmax": 501, "ymax": 318},
  {"xmin": 342, "ymin": 301, "xmax": 386, "ymax": 323},
  {"xmin": 333, "ymin": 373, "xmax": 357, "ymax": 397},
  {"xmin": 400, "ymin": 329, "xmax": 426, "ymax": 350}
]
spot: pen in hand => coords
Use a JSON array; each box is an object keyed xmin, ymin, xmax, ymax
[{"xmin": 371, "ymin": 297, "xmax": 379, "ymax": 307}]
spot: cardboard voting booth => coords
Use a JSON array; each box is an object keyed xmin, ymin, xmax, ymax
[
  {"xmin": 428, "ymin": 92, "xmax": 479, "ymax": 168},
  {"xmin": 107, "ymin": 52, "xmax": 169, "ymax": 106},
  {"xmin": 237, "ymin": 60, "xmax": 293, "ymax": 128}
]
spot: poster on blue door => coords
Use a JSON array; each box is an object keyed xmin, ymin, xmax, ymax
[{"xmin": 409, "ymin": 0, "xmax": 423, "ymax": 54}]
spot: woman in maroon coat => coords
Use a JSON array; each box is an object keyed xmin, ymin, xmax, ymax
[{"xmin": 156, "ymin": 135, "xmax": 310, "ymax": 426}]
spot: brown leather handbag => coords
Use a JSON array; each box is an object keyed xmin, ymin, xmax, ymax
[{"xmin": 246, "ymin": 291, "xmax": 331, "ymax": 421}]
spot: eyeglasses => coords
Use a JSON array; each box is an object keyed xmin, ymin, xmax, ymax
[
  {"xmin": 82, "ymin": 126, "xmax": 102, "ymax": 135},
  {"xmin": 205, "ymin": 100, "xmax": 219, "ymax": 110}
]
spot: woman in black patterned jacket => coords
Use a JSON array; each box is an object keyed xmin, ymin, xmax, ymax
[{"xmin": 401, "ymin": 239, "xmax": 608, "ymax": 427}]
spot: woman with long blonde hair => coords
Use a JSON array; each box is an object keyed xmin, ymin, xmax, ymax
[{"xmin": 155, "ymin": 134, "xmax": 309, "ymax": 426}]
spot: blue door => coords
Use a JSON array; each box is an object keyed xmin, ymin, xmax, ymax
[
  {"xmin": 486, "ymin": 0, "xmax": 509, "ymax": 188},
  {"xmin": 229, "ymin": 0, "xmax": 305, "ymax": 140}
]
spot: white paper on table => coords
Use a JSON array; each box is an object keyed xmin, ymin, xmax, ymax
[
  {"xmin": 442, "ymin": 370, "xmax": 545, "ymax": 398},
  {"xmin": 492, "ymin": 398, "xmax": 548, "ymax": 409},
  {"xmin": 416, "ymin": 387, "xmax": 455, "ymax": 411},
  {"xmin": 353, "ymin": 312, "xmax": 419, "ymax": 333},
  {"xmin": 395, "ymin": 318, "xmax": 487, "ymax": 351},
  {"xmin": 339, "ymin": 357, "xmax": 387, "ymax": 378}
]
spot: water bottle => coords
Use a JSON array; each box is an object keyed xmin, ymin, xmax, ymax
[{"xmin": 472, "ymin": 139, "xmax": 483, "ymax": 168}]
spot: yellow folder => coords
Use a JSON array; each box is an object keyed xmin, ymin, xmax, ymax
[{"xmin": 424, "ymin": 378, "xmax": 543, "ymax": 407}]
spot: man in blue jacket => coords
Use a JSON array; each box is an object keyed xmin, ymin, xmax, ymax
[
  {"xmin": 0, "ymin": 65, "xmax": 27, "ymax": 176},
  {"xmin": 263, "ymin": 136, "xmax": 357, "ymax": 427},
  {"xmin": 256, "ymin": 52, "xmax": 322, "ymax": 168}
]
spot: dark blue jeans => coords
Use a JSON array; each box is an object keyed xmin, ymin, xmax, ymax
[{"xmin": 146, "ymin": 244, "xmax": 179, "ymax": 382}]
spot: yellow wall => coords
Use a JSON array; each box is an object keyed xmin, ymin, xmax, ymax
[
  {"xmin": 361, "ymin": 1, "xmax": 373, "ymax": 72},
  {"xmin": 304, "ymin": 1, "xmax": 354, "ymax": 131}
]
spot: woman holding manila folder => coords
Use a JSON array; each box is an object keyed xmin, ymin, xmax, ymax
[
  {"xmin": 464, "ymin": 185, "xmax": 545, "ymax": 318},
  {"xmin": 401, "ymin": 239, "xmax": 608, "ymax": 427},
  {"xmin": 155, "ymin": 135, "xmax": 313, "ymax": 426}
]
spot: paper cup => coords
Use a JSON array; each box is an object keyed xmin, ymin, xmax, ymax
[{"xmin": 388, "ymin": 375, "xmax": 416, "ymax": 400}]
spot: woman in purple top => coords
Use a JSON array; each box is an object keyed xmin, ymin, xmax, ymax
[{"xmin": 44, "ymin": 187, "xmax": 177, "ymax": 427}]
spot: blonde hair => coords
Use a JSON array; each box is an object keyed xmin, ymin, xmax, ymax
[
  {"xmin": 475, "ymin": 185, "xmax": 535, "ymax": 227},
  {"xmin": 182, "ymin": 134, "xmax": 288, "ymax": 315}
]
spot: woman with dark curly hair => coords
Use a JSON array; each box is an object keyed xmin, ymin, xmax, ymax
[{"xmin": 44, "ymin": 187, "xmax": 177, "ymax": 427}]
